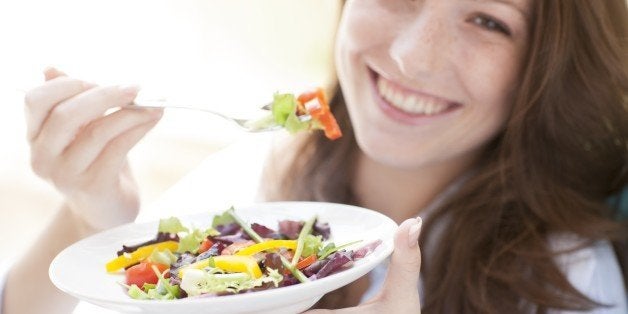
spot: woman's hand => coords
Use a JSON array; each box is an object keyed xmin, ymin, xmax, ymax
[
  {"xmin": 307, "ymin": 217, "xmax": 423, "ymax": 313},
  {"xmin": 24, "ymin": 67, "xmax": 163, "ymax": 232}
]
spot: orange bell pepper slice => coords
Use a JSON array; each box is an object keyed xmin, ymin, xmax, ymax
[{"xmin": 298, "ymin": 88, "xmax": 342, "ymax": 140}]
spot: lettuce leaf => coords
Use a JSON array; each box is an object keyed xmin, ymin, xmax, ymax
[
  {"xmin": 158, "ymin": 217, "xmax": 188, "ymax": 234},
  {"xmin": 128, "ymin": 284, "xmax": 150, "ymax": 300},
  {"xmin": 301, "ymin": 234, "xmax": 322, "ymax": 258},
  {"xmin": 212, "ymin": 209, "xmax": 236, "ymax": 228},
  {"xmin": 177, "ymin": 227, "xmax": 218, "ymax": 254},
  {"xmin": 271, "ymin": 93, "xmax": 297, "ymax": 126},
  {"xmin": 148, "ymin": 248, "xmax": 177, "ymax": 266},
  {"xmin": 180, "ymin": 268, "xmax": 283, "ymax": 297}
]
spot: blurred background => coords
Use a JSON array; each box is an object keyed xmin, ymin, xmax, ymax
[{"xmin": 0, "ymin": 0, "xmax": 341, "ymax": 260}]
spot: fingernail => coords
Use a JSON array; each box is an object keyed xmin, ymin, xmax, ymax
[
  {"xmin": 408, "ymin": 217, "xmax": 422, "ymax": 247},
  {"xmin": 119, "ymin": 84, "xmax": 140, "ymax": 97},
  {"xmin": 43, "ymin": 66, "xmax": 56, "ymax": 74}
]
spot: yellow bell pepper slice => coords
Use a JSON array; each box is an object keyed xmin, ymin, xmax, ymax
[
  {"xmin": 234, "ymin": 240, "xmax": 297, "ymax": 256},
  {"xmin": 105, "ymin": 241, "xmax": 178, "ymax": 273},
  {"xmin": 179, "ymin": 255, "xmax": 262, "ymax": 279}
]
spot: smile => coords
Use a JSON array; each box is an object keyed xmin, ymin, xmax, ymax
[{"xmin": 369, "ymin": 68, "xmax": 461, "ymax": 121}]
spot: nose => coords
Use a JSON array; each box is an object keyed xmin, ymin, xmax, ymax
[{"xmin": 389, "ymin": 10, "xmax": 447, "ymax": 78}]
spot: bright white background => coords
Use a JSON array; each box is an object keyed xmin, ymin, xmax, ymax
[{"xmin": 0, "ymin": 0, "xmax": 341, "ymax": 260}]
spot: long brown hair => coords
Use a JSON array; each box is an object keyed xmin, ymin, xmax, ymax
[{"xmin": 263, "ymin": 0, "xmax": 628, "ymax": 312}]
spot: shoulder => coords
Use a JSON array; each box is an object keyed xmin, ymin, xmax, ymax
[{"xmin": 549, "ymin": 235, "xmax": 627, "ymax": 313}]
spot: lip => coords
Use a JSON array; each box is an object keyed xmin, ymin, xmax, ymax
[{"xmin": 367, "ymin": 67, "xmax": 462, "ymax": 125}]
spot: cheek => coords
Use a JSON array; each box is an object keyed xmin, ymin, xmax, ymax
[
  {"xmin": 337, "ymin": 1, "xmax": 400, "ymax": 59},
  {"xmin": 458, "ymin": 43, "xmax": 521, "ymax": 114}
]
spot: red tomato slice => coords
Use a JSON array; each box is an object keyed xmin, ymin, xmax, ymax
[{"xmin": 125, "ymin": 262, "xmax": 169, "ymax": 287}]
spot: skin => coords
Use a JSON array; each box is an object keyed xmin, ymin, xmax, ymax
[
  {"xmin": 4, "ymin": 68, "xmax": 163, "ymax": 314},
  {"xmin": 316, "ymin": 0, "xmax": 531, "ymax": 308},
  {"xmin": 338, "ymin": 0, "xmax": 531, "ymax": 222},
  {"xmin": 5, "ymin": 0, "xmax": 531, "ymax": 312}
]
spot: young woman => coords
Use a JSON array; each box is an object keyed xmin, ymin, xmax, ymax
[{"xmin": 4, "ymin": 0, "xmax": 627, "ymax": 313}]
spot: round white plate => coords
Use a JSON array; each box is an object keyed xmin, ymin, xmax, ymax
[{"xmin": 50, "ymin": 202, "xmax": 397, "ymax": 314}]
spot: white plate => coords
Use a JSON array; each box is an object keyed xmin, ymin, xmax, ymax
[{"xmin": 49, "ymin": 202, "xmax": 397, "ymax": 314}]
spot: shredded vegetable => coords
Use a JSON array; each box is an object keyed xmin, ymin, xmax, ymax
[{"xmin": 106, "ymin": 207, "xmax": 380, "ymax": 300}]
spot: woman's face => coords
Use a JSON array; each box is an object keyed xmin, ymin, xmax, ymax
[{"xmin": 336, "ymin": 0, "xmax": 531, "ymax": 170}]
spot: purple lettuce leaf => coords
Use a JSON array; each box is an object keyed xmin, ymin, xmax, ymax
[
  {"xmin": 309, "ymin": 251, "xmax": 353, "ymax": 280},
  {"xmin": 278, "ymin": 220, "xmax": 304, "ymax": 239},
  {"xmin": 116, "ymin": 232, "xmax": 179, "ymax": 256},
  {"xmin": 263, "ymin": 253, "xmax": 285, "ymax": 273},
  {"xmin": 351, "ymin": 240, "xmax": 382, "ymax": 260},
  {"xmin": 251, "ymin": 223, "xmax": 279, "ymax": 238},
  {"xmin": 211, "ymin": 231, "xmax": 249, "ymax": 245},
  {"xmin": 215, "ymin": 223, "xmax": 241, "ymax": 236},
  {"xmin": 312, "ymin": 221, "xmax": 331, "ymax": 240},
  {"xmin": 195, "ymin": 242, "xmax": 227, "ymax": 262}
]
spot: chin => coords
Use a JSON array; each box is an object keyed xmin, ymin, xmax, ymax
[{"xmin": 354, "ymin": 131, "xmax": 436, "ymax": 170}]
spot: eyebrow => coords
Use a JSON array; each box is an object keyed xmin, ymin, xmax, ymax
[{"xmin": 475, "ymin": 0, "xmax": 530, "ymax": 19}]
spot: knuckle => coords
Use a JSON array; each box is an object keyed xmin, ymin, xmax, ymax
[
  {"xmin": 23, "ymin": 89, "xmax": 41, "ymax": 109},
  {"xmin": 49, "ymin": 103, "xmax": 74, "ymax": 124},
  {"xmin": 29, "ymin": 151, "xmax": 49, "ymax": 178},
  {"xmin": 83, "ymin": 122, "xmax": 104, "ymax": 142}
]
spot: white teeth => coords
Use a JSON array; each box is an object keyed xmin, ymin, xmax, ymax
[{"xmin": 376, "ymin": 76, "xmax": 450, "ymax": 115}]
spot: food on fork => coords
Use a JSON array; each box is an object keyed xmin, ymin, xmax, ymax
[{"xmin": 251, "ymin": 88, "xmax": 343, "ymax": 140}]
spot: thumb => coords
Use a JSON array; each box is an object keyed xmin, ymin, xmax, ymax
[
  {"xmin": 43, "ymin": 66, "xmax": 67, "ymax": 81},
  {"xmin": 379, "ymin": 217, "xmax": 422, "ymax": 301}
]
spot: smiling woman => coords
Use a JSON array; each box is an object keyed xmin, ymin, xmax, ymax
[
  {"xmin": 2, "ymin": 0, "xmax": 627, "ymax": 314},
  {"xmin": 265, "ymin": 0, "xmax": 628, "ymax": 312}
]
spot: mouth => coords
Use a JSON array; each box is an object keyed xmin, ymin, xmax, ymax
[{"xmin": 368, "ymin": 68, "xmax": 461, "ymax": 123}]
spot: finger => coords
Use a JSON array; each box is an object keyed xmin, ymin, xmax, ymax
[
  {"xmin": 87, "ymin": 115, "xmax": 161, "ymax": 177},
  {"xmin": 24, "ymin": 76, "xmax": 95, "ymax": 141},
  {"xmin": 61, "ymin": 108, "xmax": 164, "ymax": 174},
  {"xmin": 33, "ymin": 84, "xmax": 140, "ymax": 159},
  {"xmin": 43, "ymin": 66, "xmax": 67, "ymax": 81},
  {"xmin": 379, "ymin": 217, "xmax": 422, "ymax": 303}
]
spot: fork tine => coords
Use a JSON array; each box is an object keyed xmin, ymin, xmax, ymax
[{"xmin": 260, "ymin": 102, "xmax": 273, "ymax": 111}]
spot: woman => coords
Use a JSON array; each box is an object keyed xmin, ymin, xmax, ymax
[
  {"xmin": 269, "ymin": 0, "xmax": 628, "ymax": 312},
  {"xmin": 5, "ymin": 0, "xmax": 627, "ymax": 313}
]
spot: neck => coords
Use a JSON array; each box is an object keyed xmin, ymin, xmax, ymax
[{"xmin": 351, "ymin": 151, "xmax": 477, "ymax": 224}]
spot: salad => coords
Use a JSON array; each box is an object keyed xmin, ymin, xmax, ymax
[
  {"xmin": 106, "ymin": 207, "xmax": 380, "ymax": 300},
  {"xmin": 250, "ymin": 88, "xmax": 342, "ymax": 140}
]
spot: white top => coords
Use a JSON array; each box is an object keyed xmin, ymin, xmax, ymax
[{"xmin": 1, "ymin": 133, "xmax": 626, "ymax": 313}]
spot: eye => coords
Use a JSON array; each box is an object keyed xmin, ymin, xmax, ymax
[{"xmin": 470, "ymin": 14, "xmax": 511, "ymax": 36}]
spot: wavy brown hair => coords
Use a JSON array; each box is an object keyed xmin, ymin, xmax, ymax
[{"xmin": 263, "ymin": 0, "xmax": 628, "ymax": 313}]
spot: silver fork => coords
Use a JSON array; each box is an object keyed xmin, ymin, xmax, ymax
[{"xmin": 131, "ymin": 98, "xmax": 311, "ymax": 132}]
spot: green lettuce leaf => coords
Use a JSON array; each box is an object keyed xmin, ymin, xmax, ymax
[
  {"xmin": 158, "ymin": 217, "xmax": 188, "ymax": 234},
  {"xmin": 212, "ymin": 209, "xmax": 236, "ymax": 228},
  {"xmin": 180, "ymin": 267, "xmax": 283, "ymax": 297},
  {"xmin": 302, "ymin": 234, "xmax": 323, "ymax": 257},
  {"xmin": 128, "ymin": 285, "xmax": 150, "ymax": 300},
  {"xmin": 271, "ymin": 93, "xmax": 297, "ymax": 126},
  {"xmin": 148, "ymin": 248, "xmax": 177, "ymax": 266}
]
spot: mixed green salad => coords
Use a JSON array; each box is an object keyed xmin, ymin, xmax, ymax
[
  {"xmin": 106, "ymin": 207, "xmax": 381, "ymax": 300},
  {"xmin": 250, "ymin": 88, "xmax": 342, "ymax": 140}
]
